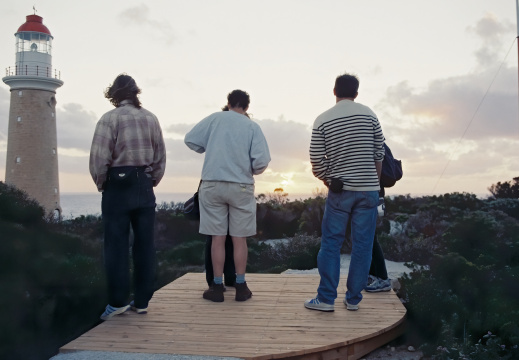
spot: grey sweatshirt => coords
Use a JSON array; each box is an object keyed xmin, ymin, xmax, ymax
[{"xmin": 184, "ymin": 110, "xmax": 271, "ymax": 184}]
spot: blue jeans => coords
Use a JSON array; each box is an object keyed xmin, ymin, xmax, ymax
[
  {"xmin": 317, "ymin": 190, "xmax": 378, "ymax": 305},
  {"xmin": 102, "ymin": 166, "xmax": 156, "ymax": 308}
]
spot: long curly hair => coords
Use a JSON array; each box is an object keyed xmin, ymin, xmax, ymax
[{"xmin": 104, "ymin": 74, "xmax": 142, "ymax": 108}]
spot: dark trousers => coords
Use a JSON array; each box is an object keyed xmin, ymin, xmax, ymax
[
  {"xmin": 102, "ymin": 166, "xmax": 156, "ymax": 308},
  {"xmin": 205, "ymin": 235, "xmax": 236, "ymax": 286},
  {"xmin": 369, "ymin": 188, "xmax": 388, "ymax": 279},
  {"xmin": 369, "ymin": 234, "xmax": 388, "ymax": 280}
]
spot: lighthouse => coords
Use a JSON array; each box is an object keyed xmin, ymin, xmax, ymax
[{"xmin": 2, "ymin": 13, "xmax": 64, "ymax": 217}]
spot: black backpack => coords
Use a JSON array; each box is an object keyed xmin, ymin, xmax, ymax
[{"xmin": 380, "ymin": 143, "xmax": 403, "ymax": 188}]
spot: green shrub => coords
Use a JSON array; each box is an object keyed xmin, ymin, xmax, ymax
[
  {"xmin": 297, "ymin": 196, "xmax": 326, "ymax": 235},
  {"xmin": 385, "ymin": 194, "xmax": 421, "ymax": 214},
  {"xmin": 488, "ymin": 176, "xmax": 519, "ymax": 199},
  {"xmin": 0, "ymin": 182, "xmax": 45, "ymax": 225},
  {"xmin": 160, "ymin": 240, "xmax": 206, "ymax": 266},
  {"xmin": 398, "ymin": 209, "xmax": 519, "ymax": 358},
  {"xmin": 247, "ymin": 233, "xmax": 320, "ymax": 273},
  {"xmin": 483, "ymin": 198, "xmax": 519, "ymax": 220},
  {"xmin": 0, "ymin": 221, "xmax": 105, "ymax": 360}
]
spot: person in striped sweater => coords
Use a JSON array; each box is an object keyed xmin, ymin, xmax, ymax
[{"xmin": 304, "ymin": 73, "xmax": 385, "ymax": 312}]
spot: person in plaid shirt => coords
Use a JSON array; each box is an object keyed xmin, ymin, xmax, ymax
[{"xmin": 90, "ymin": 74, "xmax": 166, "ymax": 320}]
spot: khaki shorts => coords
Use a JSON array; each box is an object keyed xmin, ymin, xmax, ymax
[{"xmin": 199, "ymin": 181, "xmax": 256, "ymax": 237}]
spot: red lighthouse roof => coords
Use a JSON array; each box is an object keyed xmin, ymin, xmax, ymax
[{"xmin": 16, "ymin": 15, "xmax": 51, "ymax": 35}]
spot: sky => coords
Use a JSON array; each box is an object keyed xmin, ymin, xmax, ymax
[{"xmin": 0, "ymin": 0, "xmax": 518, "ymax": 198}]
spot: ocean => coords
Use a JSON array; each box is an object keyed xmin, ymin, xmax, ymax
[
  {"xmin": 60, "ymin": 192, "xmax": 314, "ymax": 219},
  {"xmin": 60, "ymin": 193, "xmax": 192, "ymax": 219}
]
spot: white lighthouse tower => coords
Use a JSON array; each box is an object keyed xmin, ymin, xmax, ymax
[{"xmin": 2, "ymin": 13, "xmax": 64, "ymax": 217}]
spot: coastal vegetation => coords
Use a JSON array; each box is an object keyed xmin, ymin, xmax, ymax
[{"xmin": 0, "ymin": 179, "xmax": 518, "ymax": 359}]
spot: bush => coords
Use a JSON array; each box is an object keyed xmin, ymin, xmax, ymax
[
  {"xmin": 385, "ymin": 194, "xmax": 421, "ymax": 214},
  {"xmin": 488, "ymin": 176, "xmax": 519, "ymax": 199},
  {"xmin": 483, "ymin": 198, "xmax": 519, "ymax": 220},
  {"xmin": 248, "ymin": 233, "xmax": 321, "ymax": 273},
  {"xmin": 0, "ymin": 182, "xmax": 45, "ymax": 226},
  {"xmin": 160, "ymin": 240, "xmax": 206, "ymax": 266},
  {"xmin": 397, "ymin": 209, "xmax": 519, "ymax": 358},
  {"xmin": 7, "ymin": 186, "xmax": 519, "ymax": 360},
  {"xmin": 297, "ymin": 196, "xmax": 326, "ymax": 235},
  {"xmin": 0, "ymin": 221, "xmax": 105, "ymax": 360}
]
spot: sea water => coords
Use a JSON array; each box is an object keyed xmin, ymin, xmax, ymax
[
  {"xmin": 60, "ymin": 193, "xmax": 192, "ymax": 219},
  {"xmin": 60, "ymin": 192, "xmax": 315, "ymax": 219}
]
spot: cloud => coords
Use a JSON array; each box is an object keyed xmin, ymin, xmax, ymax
[
  {"xmin": 382, "ymin": 66, "xmax": 517, "ymax": 145},
  {"xmin": 467, "ymin": 13, "xmax": 515, "ymax": 67},
  {"xmin": 380, "ymin": 15, "xmax": 518, "ymax": 146},
  {"xmin": 165, "ymin": 123, "xmax": 195, "ymax": 136},
  {"xmin": 163, "ymin": 137, "xmax": 203, "ymax": 178},
  {"xmin": 119, "ymin": 4, "xmax": 175, "ymax": 45},
  {"xmin": 56, "ymin": 103, "xmax": 98, "ymax": 151},
  {"xmin": 377, "ymin": 13, "xmax": 519, "ymax": 194},
  {"xmin": 58, "ymin": 154, "xmax": 89, "ymax": 175},
  {"xmin": 256, "ymin": 118, "xmax": 311, "ymax": 162},
  {"xmin": 468, "ymin": 13, "xmax": 512, "ymax": 41}
]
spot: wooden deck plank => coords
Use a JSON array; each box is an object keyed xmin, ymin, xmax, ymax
[{"xmin": 60, "ymin": 273, "xmax": 406, "ymax": 359}]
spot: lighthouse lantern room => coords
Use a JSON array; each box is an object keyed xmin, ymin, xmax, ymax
[{"xmin": 15, "ymin": 15, "xmax": 53, "ymax": 75}]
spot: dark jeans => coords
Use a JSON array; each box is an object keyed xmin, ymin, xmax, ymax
[
  {"xmin": 369, "ymin": 188, "xmax": 388, "ymax": 280},
  {"xmin": 102, "ymin": 166, "xmax": 156, "ymax": 308},
  {"xmin": 369, "ymin": 234, "xmax": 388, "ymax": 280},
  {"xmin": 205, "ymin": 235, "xmax": 236, "ymax": 286}
]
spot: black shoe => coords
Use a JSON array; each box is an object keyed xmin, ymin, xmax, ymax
[
  {"xmin": 235, "ymin": 282, "xmax": 252, "ymax": 301},
  {"xmin": 203, "ymin": 283, "xmax": 224, "ymax": 302}
]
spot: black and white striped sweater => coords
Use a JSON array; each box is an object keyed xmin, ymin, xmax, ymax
[{"xmin": 310, "ymin": 99, "xmax": 385, "ymax": 191}]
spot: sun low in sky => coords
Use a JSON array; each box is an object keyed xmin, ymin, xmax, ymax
[{"xmin": 0, "ymin": 1, "xmax": 518, "ymax": 198}]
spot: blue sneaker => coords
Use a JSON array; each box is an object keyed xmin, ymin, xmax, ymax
[
  {"xmin": 100, "ymin": 304, "xmax": 130, "ymax": 320},
  {"xmin": 365, "ymin": 277, "xmax": 392, "ymax": 292},
  {"xmin": 130, "ymin": 300, "xmax": 148, "ymax": 314},
  {"xmin": 304, "ymin": 297, "xmax": 334, "ymax": 312},
  {"xmin": 366, "ymin": 275, "xmax": 377, "ymax": 286}
]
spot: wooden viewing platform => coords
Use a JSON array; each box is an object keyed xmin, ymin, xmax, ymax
[{"xmin": 60, "ymin": 273, "xmax": 406, "ymax": 360}]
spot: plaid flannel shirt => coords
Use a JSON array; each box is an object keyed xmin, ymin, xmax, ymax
[{"xmin": 89, "ymin": 100, "xmax": 166, "ymax": 191}]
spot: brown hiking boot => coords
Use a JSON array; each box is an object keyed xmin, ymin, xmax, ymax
[
  {"xmin": 203, "ymin": 283, "xmax": 224, "ymax": 302},
  {"xmin": 235, "ymin": 282, "xmax": 252, "ymax": 301}
]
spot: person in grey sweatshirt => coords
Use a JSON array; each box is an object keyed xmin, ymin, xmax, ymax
[{"xmin": 184, "ymin": 89, "xmax": 270, "ymax": 303}]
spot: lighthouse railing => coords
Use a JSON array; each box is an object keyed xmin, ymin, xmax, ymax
[{"xmin": 4, "ymin": 65, "xmax": 61, "ymax": 80}]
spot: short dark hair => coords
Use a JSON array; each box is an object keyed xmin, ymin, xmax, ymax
[
  {"xmin": 227, "ymin": 90, "xmax": 250, "ymax": 110},
  {"xmin": 105, "ymin": 74, "xmax": 142, "ymax": 108},
  {"xmin": 334, "ymin": 74, "xmax": 359, "ymax": 98}
]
